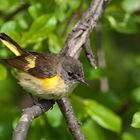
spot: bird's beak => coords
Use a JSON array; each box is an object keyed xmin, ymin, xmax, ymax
[{"xmin": 78, "ymin": 78, "xmax": 88, "ymax": 85}]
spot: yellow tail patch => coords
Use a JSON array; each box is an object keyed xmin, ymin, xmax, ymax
[{"xmin": 1, "ymin": 39, "xmax": 21, "ymax": 56}]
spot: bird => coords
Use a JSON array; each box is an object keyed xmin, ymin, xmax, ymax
[{"xmin": 0, "ymin": 33, "xmax": 86, "ymax": 100}]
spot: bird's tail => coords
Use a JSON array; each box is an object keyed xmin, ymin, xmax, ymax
[{"xmin": 0, "ymin": 33, "xmax": 26, "ymax": 56}]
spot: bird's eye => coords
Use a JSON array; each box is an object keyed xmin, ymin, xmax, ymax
[
  {"xmin": 77, "ymin": 73, "xmax": 81, "ymax": 77},
  {"xmin": 67, "ymin": 71, "xmax": 73, "ymax": 77}
]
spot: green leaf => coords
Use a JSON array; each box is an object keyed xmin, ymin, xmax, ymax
[
  {"xmin": 82, "ymin": 120, "xmax": 107, "ymax": 140},
  {"xmin": 122, "ymin": 0, "xmax": 140, "ymax": 13},
  {"xmin": 131, "ymin": 87, "xmax": 140, "ymax": 103},
  {"xmin": 131, "ymin": 112, "xmax": 140, "ymax": 128},
  {"xmin": 20, "ymin": 14, "xmax": 57, "ymax": 46},
  {"xmin": 107, "ymin": 14, "xmax": 138, "ymax": 34},
  {"xmin": 48, "ymin": 34, "xmax": 63, "ymax": 53},
  {"xmin": 83, "ymin": 99, "xmax": 122, "ymax": 133},
  {"xmin": 0, "ymin": 64, "xmax": 7, "ymax": 80},
  {"xmin": 0, "ymin": 21, "xmax": 17, "ymax": 33},
  {"xmin": 45, "ymin": 104, "xmax": 62, "ymax": 127},
  {"xmin": 28, "ymin": 3, "xmax": 43, "ymax": 19},
  {"xmin": 0, "ymin": 0, "xmax": 9, "ymax": 10},
  {"xmin": 122, "ymin": 132, "xmax": 136, "ymax": 140},
  {"xmin": 88, "ymin": 68, "xmax": 106, "ymax": 80}
]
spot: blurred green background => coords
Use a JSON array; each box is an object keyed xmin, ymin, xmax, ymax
[{"xmin": 0, "ymin": 0, "xmax": 140, "ymax": 140}]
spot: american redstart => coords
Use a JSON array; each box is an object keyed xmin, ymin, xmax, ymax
[{"xmin": 0, "ymin": 33, "xmax": 86, "ymax": 99}]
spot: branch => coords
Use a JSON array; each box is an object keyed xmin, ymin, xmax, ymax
[
  {"xmin": 57, "ymin": 98, "xmax": 85, "ymax": 140},
  {"xmin": 60, "ymin": 0, "xmax": 110, "ymax": 58},
  {"xmin": 58, "ymin": 1, "xmax": 110, "ymax": 139},
  {"xmin": 12, "ymin": 100, "xmax": 54, "ymax": 140},
  {"xmin": 12, "ymin": 0, "xmax": 110, "ymax": 140}
]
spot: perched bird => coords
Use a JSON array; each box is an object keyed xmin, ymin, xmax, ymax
[{"xmin": 0, "ymin": 33, "xmax": 86, "ymax": 99}]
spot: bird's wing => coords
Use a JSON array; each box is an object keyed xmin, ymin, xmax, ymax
[{"xmin": 4, "ymin": 53, "xmax": 59, "ymax": 78}]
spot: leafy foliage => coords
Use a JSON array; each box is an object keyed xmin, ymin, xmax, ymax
[
  {"xmin": 131, "ymin": 112, "xmax": 140, "ymax": 128},
  {"xmin": 0, "ymin": 0, "xmax": 140, "ymax": 140}
]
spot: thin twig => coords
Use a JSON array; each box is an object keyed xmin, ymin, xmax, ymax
[
  {"xmin": 115, "ymin": 99, "xmax": 131, "ymax": 115},
  {"xmin": 96, "ymin": 25, "xmax": 109, "ymax": 92},
  {"xmin": 97, "ymin": 47, "xmax": 109, "ymax": 92},
  {"xmin": 83, "ymin": 39, "xmax": 97, "ymax": 68}
]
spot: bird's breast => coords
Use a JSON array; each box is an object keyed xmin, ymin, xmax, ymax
[{"xmin": 17, "ymin": 72, "xmax": 73, "ymax": 99}]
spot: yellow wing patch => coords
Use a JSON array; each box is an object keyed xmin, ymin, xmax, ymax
[{"xmin": 25, "ymin": 56, "xmax": 36, "ymax": 70}]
